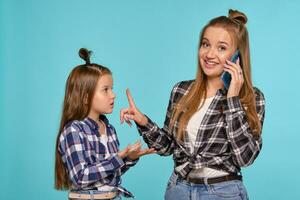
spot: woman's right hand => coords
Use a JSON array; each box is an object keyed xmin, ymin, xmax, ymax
[{"xmin": 120, "ymin": 89, "xmax": 148, "ymax": 127}]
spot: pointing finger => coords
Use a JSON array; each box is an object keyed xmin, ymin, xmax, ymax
[{"xmin": 126, "ymin": 88, "xmax": 136, "ymax": 109}]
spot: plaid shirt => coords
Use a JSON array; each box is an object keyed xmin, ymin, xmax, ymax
[
  {"xmin": 58, "ymin": 115, "xmax": 138, "ymax": 190},
  {"xmin": 137, "ymin": 80, "xmax": 265, "ymax": 178}
]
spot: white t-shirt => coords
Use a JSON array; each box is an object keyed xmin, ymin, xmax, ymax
[
  {"xmin": 99, "ymin": 133, "xmax": 109, "ymax": 159},
  {"xmin": 176, "ymin": 96, "xmax": 229, "ymax": 178},
  {"xmin": 96, "ymin": 129, "xmax": 116, "ymax": 191},
  {"xmin": 186, "ymin": 96, "xmax": 215, "ymax": 153}
]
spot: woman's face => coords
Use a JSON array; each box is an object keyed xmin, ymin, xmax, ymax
[{"xmin": 199, "ymin": 26, "xmax": 237, "ymax": 78}]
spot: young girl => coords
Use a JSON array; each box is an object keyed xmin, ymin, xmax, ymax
[
  {"xmin": 120, "ymin": 9, "xmax": 265, "ymax": 200},
  {"xmin": 55, "ymin": 48, "xmax": 155, "ymax": 200}
]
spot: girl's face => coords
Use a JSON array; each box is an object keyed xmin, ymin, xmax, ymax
[
  {"xmin": 90, "ymin": 74, "xmax": 116, "ymax": 115},
  {"xmin": 199, "ymin": 26, "xmax": 237, "ymax": 78}
]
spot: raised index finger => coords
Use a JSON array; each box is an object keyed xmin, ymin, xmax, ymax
[{"xmin": 126, "ymin": 88, "xmax": 136, "ymax": 108}]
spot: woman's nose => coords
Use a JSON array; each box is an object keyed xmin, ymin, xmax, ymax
[{"xmin": 206, "ymin": 48, "xmax": 216, "ymax": 58}]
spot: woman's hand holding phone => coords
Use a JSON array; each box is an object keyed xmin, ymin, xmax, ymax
[{"xmin": 223, "ymin": 57, "xmax": 244, "ymax": 98}]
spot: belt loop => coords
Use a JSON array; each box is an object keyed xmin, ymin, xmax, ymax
[
  {"xmin": 173, "ymin": 171, "xmax": 179, "ymax": 184},
  {"xmin": 204, "ymin": 177, "xmax": 209, "ymax": 185},
  {"xmin": 89, "ymin": 190, "xmax": 94, "ymax": 200},
  {"xmin": 203, "ymin": 177, "xmax": 211, "ymax": 193}
]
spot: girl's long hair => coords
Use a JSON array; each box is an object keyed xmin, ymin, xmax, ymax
[
  {"xmin": 170, "ymin": 9, "xmax": 261, "ymax": 141},
  {"xmin": 54, "ymin": 48, "xmax": 111, "ymax": 190}
]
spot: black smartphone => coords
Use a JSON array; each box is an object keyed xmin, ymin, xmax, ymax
[{"xmin": 221, "ymin": 50, "xmax": 240, "ymax": 90}]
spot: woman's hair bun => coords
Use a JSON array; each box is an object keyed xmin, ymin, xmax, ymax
[
  {"xmin": 79, "ymin": 48, "xmax": 92, "ymax": 65},
  {"xmin": 228, "ymin": 9, "xmax": 247, "ymax": 25}
]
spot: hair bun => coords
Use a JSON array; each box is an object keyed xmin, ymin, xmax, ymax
[
  {"xmin": 79, "ymin": 48, "xmax": 92, "ymax": 65},
  {"xmin": 228, "ymin": 9, "xmax": 247, "ymax": 25}
]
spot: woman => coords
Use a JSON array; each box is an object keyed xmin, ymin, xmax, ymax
[{"xmin": 120, "ymin": 9, "xmax": 265, "ymax": 200}]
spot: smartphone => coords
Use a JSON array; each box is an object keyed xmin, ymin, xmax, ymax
[{"xmin": 221, "ymin": 50, "xmax": 240, "ymax": 90}]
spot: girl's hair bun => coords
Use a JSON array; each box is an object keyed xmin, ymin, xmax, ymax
[
  {"xmin": 228, "ymin": 9, "xmax": 247, "ymax": 25},
  {"xmin": 79, "ymin": 48, "xmax": 92, "ymax": 65}
]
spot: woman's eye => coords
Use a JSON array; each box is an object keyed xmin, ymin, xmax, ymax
[
  {"xmin": 201, "ymin": 42, "xmax": 209, "ymax": 48},
  {"xmin": 218, "ymin": 46, "xmax": 227, "ymax": 51}
]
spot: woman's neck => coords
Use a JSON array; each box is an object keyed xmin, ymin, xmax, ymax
[{"xmin": 206, "ymin": 76, "xmax": 223, "ymax": 97}]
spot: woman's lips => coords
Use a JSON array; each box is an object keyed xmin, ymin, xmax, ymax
[{"xmin": 204, "ymin": 60, "xmax": 219, "ymax": 68}]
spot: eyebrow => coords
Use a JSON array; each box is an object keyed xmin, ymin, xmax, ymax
[
  {"xmin": 101, "ymin": 85, "xmax": 112, "ymax": 88},
  {"xmin": 218, "ymin": 41, "xmax": 229, "ymax": 46},
  {"xmin": 202, "ymin": 38, "xmax": 229, "ymax": 46}
]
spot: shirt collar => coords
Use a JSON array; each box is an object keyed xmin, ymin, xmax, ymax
[
  {"xmin": 84, "ymin": 115, "xmax": 110, "ymax": 130},
  {"xmin": 99, "ymin": 114, "xmax": 109, "ymax": 125},
  {"xmin": 218, "ymin": 88, "xmax": 227, "ymax": 96}
]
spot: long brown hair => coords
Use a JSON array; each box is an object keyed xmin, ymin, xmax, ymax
[
  {"xmin": 54, "ymin": 48, "xmax": 111, "ymax": 190},
  {"xmin": 170, "ymin": 9, "xmax": 261, "ymax": 141}
]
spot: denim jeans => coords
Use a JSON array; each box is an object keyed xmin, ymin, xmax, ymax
[
  {"xmin": 164, "ymin": 172, "xmax": 249, "ymax": 200},
  {"xmin": 69, "ymin": 190, "xmax": 121, "ymax": 200}
]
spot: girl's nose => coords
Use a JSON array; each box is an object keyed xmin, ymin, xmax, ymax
[{"xmin": 111, "ymin": 91, "xmax": 116, "ymax": 99}]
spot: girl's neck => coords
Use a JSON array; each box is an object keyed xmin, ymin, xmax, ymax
[
  {"xmin": 88, "ymin": 112, "xmax": 106, "ymax": 135},
  {"xmin": 206, "ymin": 76, "xmax": 223, "ymax": 97},
  {"xmin": 88, "ymin": 112, "xmax": 99, "ymax": 123}
]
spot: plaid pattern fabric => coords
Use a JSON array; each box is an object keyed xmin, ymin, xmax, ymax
[
  {"xmin": 137, "ymin": 80, "xmax": 265, "ymax": 178},
  {"xmin": 58, "ymin": 115, "xmax": 138, "ymax": 190}
]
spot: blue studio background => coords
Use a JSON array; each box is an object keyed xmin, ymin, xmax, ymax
[{"xmin": 1, "ymin": 0, "xmax": 299, "ymax": 199}]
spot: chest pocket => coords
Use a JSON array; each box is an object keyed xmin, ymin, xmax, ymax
[{"xmin": 84, "ymin": 134, "xmax": 106, "ymax": 161}]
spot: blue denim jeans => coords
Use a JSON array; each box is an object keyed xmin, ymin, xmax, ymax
[
  {"xmin": 164, "ymin": 172, "xmax": 249, "ymax": 200},
  {"xmin": 69, "ymin": 190, "xmax": 121, "ymax": 200}
]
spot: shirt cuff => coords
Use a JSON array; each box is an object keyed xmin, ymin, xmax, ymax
[
  {"xmin": 124, "ymin": 157, "xmax": 139, "ymax": 166},
  {"xmin": 223, "ymin": 96, "xmax": 243, "ymax": 114},
  {"xmin": 109, "ymin": 154, "xmax": 125, "ymax": 169},
  {"xmin": 136, "ymin": 115, "xmax": 156, "ymax": 134}
]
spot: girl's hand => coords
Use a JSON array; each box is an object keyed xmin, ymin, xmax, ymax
[
  {"xmin": 127, "ymin": 140, "xmax": 156, "ymax": 160},
  {"xmin": 117, "ymin": 146, "xmax": 130, "ymax": 159},
  {"xmin": 223, "ymin": 58, "xmax": 244, "ymax": 98},
  {"xmin": 120, "ymin": 89, "xmax": 148, "ymax": 126}
]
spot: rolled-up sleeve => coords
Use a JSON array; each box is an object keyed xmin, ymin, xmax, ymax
[{"xmin": 223, "ymin": 88, "xmax": 265, "ymax": 167}]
